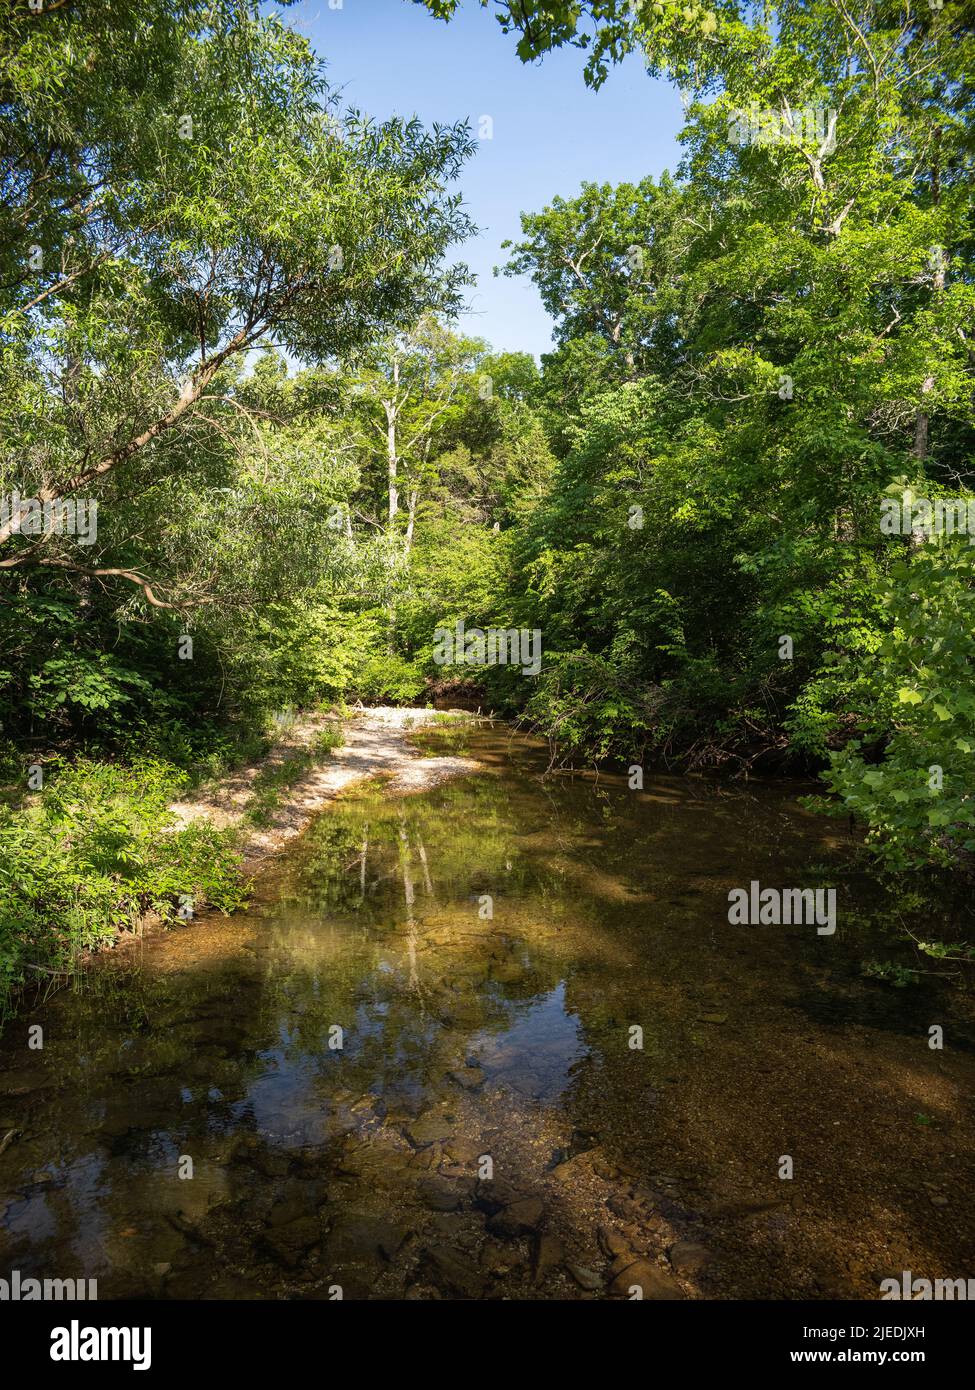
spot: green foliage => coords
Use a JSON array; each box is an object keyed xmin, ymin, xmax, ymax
[
  {"xmin": 0, "ymin": 757, "xmax": 246, "ymax": 1017},
  {"xmin": 522, "ymin": 650, "xmax": 662, "ymax": 764},
  {"xmin": 352, "ymin": 649, "xmax": 427, "ymax": 705},
  {"xmin": 313, "ymin": 726, "xmax": 346, "ymax": 756},
  {"xmin": 861, "ymin": 960, "xmax": 919, "ymax": 989},
  {"xmin": 814, "ymin": 542, "xmax": 975, "ymax": 871}
]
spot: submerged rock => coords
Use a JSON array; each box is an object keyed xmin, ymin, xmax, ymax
[
  {"xmin": 442, "ymin": 1136, "xmax": 483, "ymax": 1167},
  {"xmin": 668, "ymin": 1240, "xmax": 712, "ymax": 1276},
  {"xmin": 481, "ymin": 1240, "xmax": 522, "ymax": 1277},
  {"xmin": 474, "ymin": 1177, "xmax": 526, "ymax": 1214},
  {"xmin": 449, "ymin": 1067, "xmax": 486, "ymax": 1091},
  {"xmin": 567, "ymin": 1263, "xmax": 603, "ymax": 1291},
  {"xmin": 260, "ymin": 1215, "xmax": 323, "ymax": 1268},
  {"xmin": 325, "ymin": 1215, "xmax": 410, "ymax": 1265},
  {"xmin": 532, "ymin": 1233, "xmax": 565, "ymax": 1282},
  {"xmin": 487, "ymin": 1196, "xmax": 545, "ymax": 1238},
  {"xmin": 420, "ymin": 1245, "xmax": 487, "ymax": 1299},
  {"xmin": 609, "ymin": 1257, "xmax": 685, "ymax": 1300},
  {"xmin": 597, "ymin": 1223, "xmax": 630, "ymax": 1259},
  {"xmin": 417, "ymin": 1177, "xmax": 464, "ymax": 1212},
  {"xmin": 406, "ymin": 1112, "xmax": 454, "ymax": 1147}
]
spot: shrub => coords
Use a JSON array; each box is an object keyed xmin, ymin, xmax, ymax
[{"xmin": 0, "ymin": 757, "xmax": 247, "ymax": 1018}]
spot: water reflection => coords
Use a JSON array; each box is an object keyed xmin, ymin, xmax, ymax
[{"xmin": 1, "ymin": 728, "xmax": 973, "ymax": 1300}]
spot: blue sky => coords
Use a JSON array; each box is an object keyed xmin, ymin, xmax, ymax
[{"xmin": 280, "ymin": 0, "xmax": 684, "ymax": 359}]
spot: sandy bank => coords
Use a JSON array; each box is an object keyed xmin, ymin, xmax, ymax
[{"xmin": 169, "ymin": 706, "xmax": 480, "ymax": 870}]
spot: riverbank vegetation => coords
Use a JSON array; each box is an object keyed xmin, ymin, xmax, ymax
[{"xmin": 1, "ymin": 0, "xmax": 973, "ymax": 1009}]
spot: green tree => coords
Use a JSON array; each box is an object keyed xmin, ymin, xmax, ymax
[{"xmin": 1, "ymin": 0, "xmax": 475, "ymax": 603}]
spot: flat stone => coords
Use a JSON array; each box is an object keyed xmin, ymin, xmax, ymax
[
  {"xmin": 669, "ymin": 1240, "xmax": 712, "ymax": 1276},
  {"xmin": 609, "ymin": 1257, "xmax": 685, "ymax": 1300},
  {"xmin": 260, "ymin": 1216, "xmax": 322, "ymax": 1268},
  {"xmin": 406, "ymin": 1113, "xmax": 454, "ymax": 1147},
  {"xmin": 420, "ymin": 1245, "xmax": 487, "ymax": 1299},
  {"xmin": 417, "ymin": 1177, "xmax": 463, "ymax": 1212},
  {"xmin": 449, "ymin": 1067, "xmax": 486, "ymax": 1090},
  {"xmin": 487, "ymin": 1196, "xmax": 545, "ymax": 1239},
  {"xmin": 474, "ymin": 1178, "xmax": 526, "ymax": 1214}
]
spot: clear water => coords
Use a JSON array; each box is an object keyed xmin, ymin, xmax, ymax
[{"xmin": 1, "ymin": 726, "xmax": 973, "ymax": 1300}]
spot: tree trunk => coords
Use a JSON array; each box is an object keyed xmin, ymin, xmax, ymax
[
  {"xmin": 386, "ymin": 400, "xmax": 398, "ymax": 529},
  {"xmin": 385, "ymin": 358, "xmax": 400, "ymax": 531},
  {"xmin": 404, "ymin": 487, "xmax": 418, "ymax": 556}
]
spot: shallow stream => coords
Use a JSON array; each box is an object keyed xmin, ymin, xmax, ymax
[{"xmin": 1, "ymin": 726, "xmax": 973, "ymax": 1299}]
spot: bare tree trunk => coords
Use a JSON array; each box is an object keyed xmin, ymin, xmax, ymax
[
  {"xmin": 385, "ymin": 358, "xmax": 400, "ymax": 531},
  {"xmin": 386, "ymin": 401, "xmax": 398, "ymax": 528},
  {"xmin": 404, "ymin": 487, "xmax": 418, "ymax": 556}
]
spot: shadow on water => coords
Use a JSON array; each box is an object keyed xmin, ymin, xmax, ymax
[{"xmin": 1, "ymin": 726, "xmax": 974, "ymax": 1299}]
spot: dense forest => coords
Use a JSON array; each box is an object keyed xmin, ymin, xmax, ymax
[{"xmin": 2, "ymin": 0, "xmax": 974, "ymax": 1011}]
